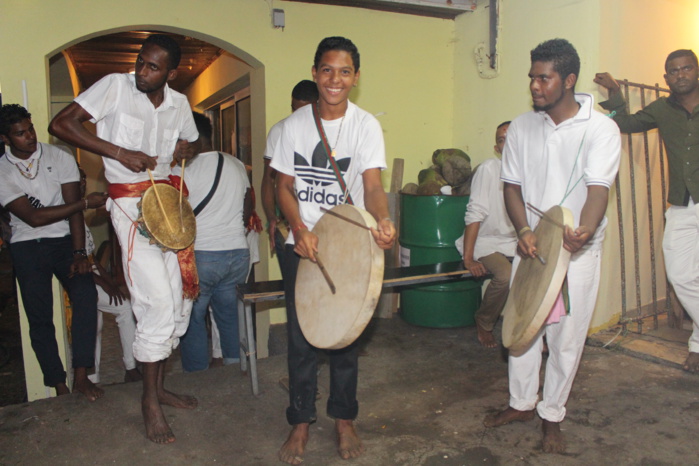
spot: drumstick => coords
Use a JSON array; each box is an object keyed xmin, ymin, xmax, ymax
[
  {"xmin": 314, "ymin": 253, "xmax": 336, "ymax": 294},
  {"xmin": 320, "ymin": 207, "xmax": 371, "ymax": 231},
  {"xmin": 179, "ymin": 159, "xmax": 185, "ymax": 232},
  {"xmin": 526, "ymin": 203, "xmax": 566, "ymax": 230},
  {"xmin": 147, "ymin": 169, "xmax": 174, "ymax": 232},
  {"xmin": 533, "ymin": 251, "xmax": 546, "ymax": 265}
]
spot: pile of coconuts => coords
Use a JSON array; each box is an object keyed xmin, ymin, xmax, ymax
[{"xmin": 402, "ymin": 148, "xmax": 472, "ymax": 196}]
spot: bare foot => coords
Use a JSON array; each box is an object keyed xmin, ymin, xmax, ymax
[
  {"xmin": 542, "ymin": 420, "xmax": 565, "ymax": 453},
  {"xmin": 158, "ymin": 388, "xmax": 198, "ymax": 409},
  {"xmin": 279, "ymin": 423, "xmax": 309, "ymax": 464},
  {"xmin": 210, "ymin": 357, "xmax": 224, "ymax": 368},
  {"xmin": 73, "ymin": 368, "xmax": 104, "ymax": 401},
  {"xmin": 55, "ymin": 382, "xmax": 71, "ymax": 396},
  {"xmin": 483, "ymin": 407, "xmax": 535, "ymax": 427},
  {"xmin": 142, "ymin": 396, "xmax": 175, "ymax": 444},
  {"xmin": 124, "ymin": 368, "xmax": 143, "ymax": 383},
  {"xmin": 336, "ymin": 419, "xmax": 364, "ymax": 460},
  {"xmin": 684, "ymin": 352, "xmax": 699, "ymax": 372},
  {"xmin": 476, "ymin": 323, "xmax": 498, "ymax": 348}
]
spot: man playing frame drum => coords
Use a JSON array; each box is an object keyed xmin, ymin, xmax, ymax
[
  {"xmin": 49, "ymin": 34, "xmax": 200, "ymax": 444},
  {"xmin": 272, "ymin": 36, "xmax": 396, "ymax": 464},
  {"xmin": 484, "ymin": 39, "xmax": 621, "ymax": 453}
]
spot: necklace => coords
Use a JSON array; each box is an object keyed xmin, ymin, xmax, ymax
[
  {"xmin": 13, "ymin": 146, "xmax": 42, "ymax": 180},
  {"xmin": 330, "ymin": 114, "xmax": 346, "ymax": 159}
]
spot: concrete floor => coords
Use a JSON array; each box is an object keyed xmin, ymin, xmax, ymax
[{"xmin": 1, "ymin": 315, "xmax": 699, "ymax": 465}]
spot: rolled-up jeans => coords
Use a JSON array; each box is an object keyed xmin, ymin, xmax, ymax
[{"xmin": 180, "ymin": 248, "xmax": 250, "ymax": 372}]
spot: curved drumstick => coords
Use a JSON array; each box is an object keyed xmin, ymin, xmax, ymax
[
  {"xmin": 314, "ymin": 253, "xmax": 336, "ymax": 294},
  {"xmin": 147, "ymin": 169, "xmax": 174, "ymax": 232},
  {"xmin": 179, "ymin": 159, "xmax": 185, "ymax": 232}
]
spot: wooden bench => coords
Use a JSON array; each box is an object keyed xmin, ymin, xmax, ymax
[{"xmin": 236, "ymin": 260, "xmax": 478, "ymax": 395}]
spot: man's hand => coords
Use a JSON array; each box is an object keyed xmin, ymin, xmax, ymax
[
  {"xmin": 115, "ymin": 147, "xmax": 156, "ymax": 173},
  {"xmin": 267, "ymin": 217, "xmax": 281, "ymax": 257},
  {"xmin": 563, "ymin": 225, "xmax": 592, "ymax": 253},
  {"xmin": 464, "ymin": 256, "xmax": 487, "ymax": 278},
  {"xmin": 293, "ymin": 229, "xmax": 319, "ymax": 261},
  {"xmin": 85, "ymin": 192, "xmax": 109, "ymax": 209},
  {"xmin": 70, "ymin": 256, "xmax": 91, "ymax": 276},
  {"xmin": 517, "ymin": 230, "xmax": 539, "ymax": 260},
  {"xmin": 593, "ymin": 72, "xmax": 621, "ymax": 96},
  {"xmin": 371, "ymin": 218, "xmax": 396, "ymax": 250},
  {"xmin": 173, "ymin": 139, "xmax": 197, "ymax": 163}
]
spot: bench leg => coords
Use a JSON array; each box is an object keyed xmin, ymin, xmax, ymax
[{"xmin": 238, "ymin": 297, "xmax": 259, "ymax": 396}]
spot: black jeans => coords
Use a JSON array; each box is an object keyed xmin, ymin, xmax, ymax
[
  {"xmin": 284, "ymin": 245, "xmax": 359, "ymax": 425},
  {"xmin": 11, "ymin": 236, "xmax": 97, "ymax": 387}
]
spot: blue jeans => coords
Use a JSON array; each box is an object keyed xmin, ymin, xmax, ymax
[{"xmin": 180, "ymin": 249, "xmax": 250, "ymax": 372}]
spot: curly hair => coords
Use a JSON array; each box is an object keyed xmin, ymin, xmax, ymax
[
  {"xmin": 665, "ymin": 49, "xmax": 698, "ymax": 72},
  {"xmin": 143, "ymin": 34, "xmax": 181, "ymax": 70},
  {"xmin": 314, "ymin": 36, "xmax": 360, "ymax": 72},
  {"xmin": 0, "ymin": 104, "xmax": 31, "ymax": 137},
  {"xmin": 292, "ymin": 80, "xmax": 319, "ymax": 102},
  {"xmin": 530, "ymin": 39, "xmax": 580, "ymax": 83}
]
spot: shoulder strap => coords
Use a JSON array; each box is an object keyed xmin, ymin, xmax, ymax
[
  {"xmin": 193, "ymin": 152, "xmax": 224, "ymax": 216},
  {"xmin": 311, "ymin": 104, "xmax": 354, "ymax": 205}
]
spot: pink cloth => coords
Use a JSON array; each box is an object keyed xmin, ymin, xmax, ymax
[{"xmin": 546, "ymin": 291, "xmax": 566, "ymax": 324}]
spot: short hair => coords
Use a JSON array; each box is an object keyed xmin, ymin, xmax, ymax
[
  {"xmin": 0, "ymin": 104, "xmax": 31, "ymax": 137},
  {"xmin": 530, "ymin": 39, "xmax": 580, "ymax": 82},
  {"xmin": 292, "ymin": 80, "xmax": 319, "ymax": 102},
  {"xmin": 314, "ymin": 36, "xmax": 360, "ymax": 72},
  {"xmin": 192, "ymin": 112, "xmax": 212, "ymax": 142},
  {"xmin": 496, "ymin": 121, "xmax": 511, "ymax": 131},
  {"xmin": 665, "ymin": 49, "xmax": 698, "ymax": 72},
  {"xmin": 143, "ymin": 34, "xmax": 181, "ymax": 70}
]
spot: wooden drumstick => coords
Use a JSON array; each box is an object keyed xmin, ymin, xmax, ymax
[
  {"xmin": 179, "ymin": 159, "xmax": 185, "ymax": 232},
  {"xmin": 320, "ymin": 207, "xmax": 371, "ymax": 231},
  {"xmin": 314, "ymin": 253, "xmax": 336, "ymax": 294},
  {"xmin": 147, "ymin": 169, "xmax": 174, "ymax": 232},
  {"xmin": 526, "ymin": 203, "xmax": 566, "ymax": 230}
]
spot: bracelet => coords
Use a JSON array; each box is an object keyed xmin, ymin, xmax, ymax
[
  {"xmin": 291, "ymin": 223, "xmax": 308, "ymax": 240},
  {"xmin": 73, "ymin": 248, "xmax": 87, "ymax": 257},
  {"xmin": 381, "ymin": 217, "xmax": 393, "ymax": 223},
  {"xmin": 83, "ymin": 198, "xmax": 89, "ymax": 210},
  {"xmin": 518, "ymin": 226, "xmax": 532, "ymax": 237},
  {"xmin": 115, "ymin": 147, "xmax": 122, "ymax": 159}
]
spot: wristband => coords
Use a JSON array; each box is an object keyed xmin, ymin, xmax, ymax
[
  {"xmin": 83, "ymin": 198, "xmax": 89, "ymax": 210},
  {"xmin": 73, "ymin": 248, "xmax": 87, "ymax": 257},
  {"xmin": 381, "ymin": 217, "xmax": 393, "ymax": 223},
  {"xmin": 518, "ymin": 226, "xmax": 532, "ymax": 237},
  {"xmin": 291, "ymin": 223, "xmax": 308, "ymax": 240}
]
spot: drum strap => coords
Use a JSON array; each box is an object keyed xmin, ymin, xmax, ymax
[
  {"xmin": 193, "ymin": 152, "xmax": 224, "ymax": 216},
  {"xmin": 312, "ymin": 103, "xmax": 354, "ymax": 205}
]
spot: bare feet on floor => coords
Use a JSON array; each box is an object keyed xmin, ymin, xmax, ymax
[
  {"xmin": 142, "ymin": 396, "xmax": 175, "ymax": 444},
  {"xmin": 483, "ymin": 407, "xmax": 535, "ymax": 428},
  {"xmin": 124, "ymin": 368, "xmax": 143, "ymax": 383},
  {"xmin": 278, "ymin": 423, "xmax": 309, "ymax": 465},
  {"xmin": 336, "ymin": 419, "xmax": 364, "ymax": 460},
  {"xmin": 542, "ymin": 420, "xmax": 565, "ymax": 453},
  {"xmin": 158, "ymin": 389, "xmax": 198, "ymax": 409},
  {"xmin": 476, "ymin": 323, "xmax": 498, "ymax": 348},
  {"xmin": 55, "ymin": 382, "xmax": 71, "ymax": 396},
  {"xmin": 684, "ymin": 352, "xmax": 699, "ymax": 372},
  {"xmin": 73, "ymin": 368, "xmax": 104, "ymax": 401}
]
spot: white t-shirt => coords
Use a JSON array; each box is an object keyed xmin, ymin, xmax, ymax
[
  {"xmin": 455, "ymin": 157, "xmax": 517, "ymax": 259},
  {"xmin": 0, "ymin": 143, "xmax": 79, "ymax": 242},
  {"xmin": 501, "ymin": 93, "xmax": 621, "ymax": 249},
  {"xmin": 74, "ymin": 73, "xmax": 199, "ymax": 184},
  {"xmin": 263, "ymin": 117, "xmax": 287, "ymax": 161},
  {"xmin": 270, "ymin": 101, "xmax": 386, "ymax": 244},
  {"xmin": 173, "ymin": 151, "xmax": 250, "ymax": 251}
]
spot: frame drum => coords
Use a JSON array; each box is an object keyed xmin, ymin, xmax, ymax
[
  {"xmin": 138, "ymin": 184, "xmax": 196, "ymax": 251},
  {"xmin": 296, "ymin": 205, "xmax": 384, "ymax": 349},
  {"xmin": 502, "ymin": 205, "xmax": 574, "ymax": 354}
]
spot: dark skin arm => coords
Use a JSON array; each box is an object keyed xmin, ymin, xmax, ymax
[
  {"xmin": 93, "ymin": 260, "xmax": 129, "ymax": 306},
  {"xmin": 243, "ymin": 187, "xmax": 253, "ymax": 228},
  {"xmin": 462, "ymin": 222, "xmax": 488, "ymax": 277},
  {"xmin": 261, "ymin": 159, "xmax": 280, "ymax": 255}
]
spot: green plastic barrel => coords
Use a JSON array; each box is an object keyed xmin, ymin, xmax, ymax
[{"xmin": 399, "ymin": 193, "xmax": 482, "ymax": 327}]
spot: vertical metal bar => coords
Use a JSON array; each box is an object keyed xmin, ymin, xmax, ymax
[
  {"xmin": 639, "ymin": 89, "xmax": 659, "ymax": 330},
  {"xmin": 615, "ymin": 168, "xmax": 627, "ymax": 333},
  {"xmin": 622, "ymin": 82, "xmax": 644, "ymax": 334},
  {"xmin": 654, "ymin": 85, "xmax": 672, "ymax": 321},
  {"xmin": 488, "ymin": 0, "xmax": 498, "ymax": 69}
]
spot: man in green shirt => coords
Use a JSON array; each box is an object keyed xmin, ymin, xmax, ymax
[{"xmin": 594, "ymin": 49, "xmax": 699, "ymax": 372}]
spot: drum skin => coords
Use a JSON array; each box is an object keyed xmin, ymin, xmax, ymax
[
  {"xmin": 296, "ymin": 205, "xmax": 384, "ymax": 349},
  {"xmin": 502, "ymin": 205, "xmax": 574, "ymax": 355},
  {"xmin": 139, "ymin": 184, "xmax": 196, "ymax": 251}
]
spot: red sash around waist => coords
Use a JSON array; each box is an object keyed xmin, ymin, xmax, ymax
[{"xmin": 108, "ymin": 175, "xmax": 188, "ymax": 199}]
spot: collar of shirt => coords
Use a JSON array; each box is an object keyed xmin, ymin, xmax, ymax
[
  {"xmin": 127, "ymin": 74, "xmax": 175, "ymax": 111},
  {"xmin": 537, "ymin": 93, "xmax": 595, "ymax": 127},
  {"xmin": 4, "ymin": 142, "xmax": 42, "ymax": 165}
]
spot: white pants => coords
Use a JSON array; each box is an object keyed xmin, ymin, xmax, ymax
[
  {"xmin": 508, "ymin": 248, "xmax": 602, "ymax": 422},
  {"xmin": 109, "ymin": 198, "xmax": 192, "ymax": 363},
  {"xmin": 663, "ymin": 200, "xmax": 699, "ymax": 352}
]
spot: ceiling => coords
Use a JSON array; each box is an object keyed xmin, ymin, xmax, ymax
[
  {"xmin": 63, "ymin": 31, "xmax": 224, "ymax": 93},
  {"xmin": 285, "ymin": 0, "xmax": 476, "ymax": 19}
]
